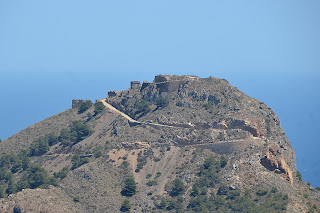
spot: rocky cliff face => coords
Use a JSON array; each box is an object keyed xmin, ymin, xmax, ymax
[
  {"xmin": 0, "ymin": 75, "xmax": 318, "ymax": 213},
  {"xmin": 108, "ymin": 75, "xmax": 295, "ymax": 170}
]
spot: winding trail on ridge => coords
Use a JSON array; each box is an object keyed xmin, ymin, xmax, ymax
[
  {"xmin": 98, "ymin": 99, "xmax": 138, "ymax": 123},
  {"xmin": 97, "ymin": 99, "xmax": 260, "ymax": 139},
  {"xmin": 97, "ymin": 99, "xmax": 176, "ymax": 128}
]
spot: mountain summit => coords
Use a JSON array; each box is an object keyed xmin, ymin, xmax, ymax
[{"xmin": 0, "ymin": 75, "xmax": 319, "ymax": 212}]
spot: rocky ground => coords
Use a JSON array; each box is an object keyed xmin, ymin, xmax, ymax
[{"xmin": 0, "ymin": 75, "xmax": 318, "ymax": 212}]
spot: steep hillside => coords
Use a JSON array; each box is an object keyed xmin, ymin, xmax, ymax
[
  {"xmin": 0, "ymin": 75, "xmax": 319, "ymax": 213},
  {"xmin": 0, "ymin": 109, "xmax": 83, "ymax": 155}
]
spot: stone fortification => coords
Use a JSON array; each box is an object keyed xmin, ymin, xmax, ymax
[
  {"xmin": 130, "ymin": 81, "xmax": 141, "ymax": 90},
  {"xmin": 0, "ymin": 75, "xmax": 317, "ymax": 213}
]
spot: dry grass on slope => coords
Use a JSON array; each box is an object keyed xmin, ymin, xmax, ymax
[{"xmin": 0, "ymin": 109, "xmax": 83, "ymax": 155}]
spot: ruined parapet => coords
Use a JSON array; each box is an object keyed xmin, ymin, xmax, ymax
[
  {"xmin": 153, "ymin": 75, "xmax": 199, "ymax": 93},
  {"xmin": 130, "ymin": 81, "xmax": 141, "ymax": 90},
  {"xmin": 108, "ymin": 91, "xmax": 117, "ymax": 97},
  {"xmin": 154, "ymin": 75, "xmax": 168, "ymax": 83},
  {"xmin": 141, "ymin": 81, "xmax": 152, "ymax": 90},
  {"xmin": 72, "ymin": 99, "xmax": 84, "ymax": 109},
  {"xmin": 156, "ymin": 81, "xmax": 181, "ymax": 93},
  {"xmin": 154, "ymin": 75, "xmax": 199, "ymax": 83}
]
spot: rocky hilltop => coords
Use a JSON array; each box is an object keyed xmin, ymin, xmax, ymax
[{"xmin": 0, "ymin": 75, "xmax": 319, "ymax": 213}]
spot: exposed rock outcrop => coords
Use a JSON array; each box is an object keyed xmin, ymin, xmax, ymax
[{"xmin": 260, "ymin": 144, "xmax": 294, "ymax": 185}]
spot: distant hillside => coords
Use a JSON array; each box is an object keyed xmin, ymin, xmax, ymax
[{"xmin": 0, "ymin": 75, "xmax": 319, "ymax": 213}]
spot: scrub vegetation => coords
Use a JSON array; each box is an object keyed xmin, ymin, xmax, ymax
[
  {"xmin": 0, "ymin": 120, "xmax": 93, "ymax": 197},
  {"xmin": 155, "ymin": 156, "xmax": 289, "ymax": 213}
]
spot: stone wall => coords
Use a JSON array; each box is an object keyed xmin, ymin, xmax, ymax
[
  {"xmin": 108, "ymin": 91, "xmax": 117, "ymax": 97},
  {"xmin": 156, "ymin": 81, "xmax": 181, "ymax": 93},
  {"xmin": 154, "ymin": 75, "xmax": 199, "ymax": 83},
  {"xmin": 141, "ymin": 81, "xmax": 152, "ymax": 91},
  {"xmin": 131, "ymin": 81, "xmax": 141, "ymax": 90}
]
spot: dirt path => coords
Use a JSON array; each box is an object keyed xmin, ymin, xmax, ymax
[
  {"xmin": 97, "ymin": 99, "xmax": 260, "ymax": 137},
  {"xmin": 97, "ymin": 99, "xmax": 176, "ymax": 128},
  {"xmin": 97, "ymin": 99, "xmax": 139, "ymax": 124}
]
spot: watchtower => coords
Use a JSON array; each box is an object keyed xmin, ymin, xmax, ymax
[
  {"xmin": 131, "ymin": 81, "xmax": 141, "ymax": 90},
  {"xmin": 108, "ymin": 90, "xmax": 117, "ymax": 97}
]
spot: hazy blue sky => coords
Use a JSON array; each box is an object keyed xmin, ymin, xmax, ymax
[{"xmin": 0, "ymin": 1, "xmax": 319, "ymax": 186}]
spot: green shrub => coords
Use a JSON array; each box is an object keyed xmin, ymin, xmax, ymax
[
  {"xmin": 187, "ymin": 186, "xmax": 289, "ymax": 212},
  {"xmin": 157, "ymin": 198, "xmax": 167, "ymax": 209},
  {"xmin": 45, "ymin": 132, "xmax": 59, "ymax": 146},
  {"xmin": 94, "ymin": 150, "xmax": 102, "ymax": 158},
  {"xmin": 296, "ymin": 171, "xmax": 302, "ymax": 181},
  {"xmin": 156, "ymin": 96, "xmax": 169, "ymax": 108},
  {"xmin": 0, "ymin": 153, "xmax": 55, "ymax": 196},
  {"xmin": 170, "ymin": 178, "xmax": 185, "ymax": 197},
  {"xmin": 217, "ymin": 132, "xmax": 225, "ymax": 141},
  {"xmin": 71, "ymin": 154, "xmax": 89, "ymax": 170},
  {"xmin": 226, "ymin": 189, "xmax": 240, "ymax": 200},
  {"xmin": 6, "ymin": 179, "xmax": 17, "ymax": 194},
  {"xmin": 29, "ymin": 137, "xmax": 49, "ymax": 156},
  {"xmin": 256, "ymin": 188, "xmax": 268, "ymax": 196},
  {"xmin": 203, "ymin": 156, "xmax": 220, "ymax": 171},
  {"xmin": 183, "ymin": 156, "xmax": 290, "ymax": 212},
  {"xmin": 94, "ymin": 101, "xmax": 105, "ymax": 116},
  {"xmin": 78, "ymin": 100, "xmax": 93, "ymax": 114},
  {"xmin": 308, "ymin": 204, "xmax": 318, "ymax": 213},
  {"xmin": 53, "ymin": 167, "xmax": 69, "ymax": 179},
  {"xmin": 58, "ymin": 121, "xmax": 93, "ymax": 146},
  {"xmin": 0, "ymin": 153, "xmax": 29, "ymax": 173},
  {"xmin": 121, "ymin": 177, "xmax": 136, "ymax": 197},
  {"xmin": 0, "ymin": 170, "xmax": 15, "ymax": 189},
  {"xmin": 86, "ymin": 112, "xmax": 93, "ymax": 121},
  {"xmin": 135, "ymin": 152, "xmax": 148, "ymax": 173},
  {"xmin": 0, "ymin": 186, "xmax": 5, "ymax": 198},
  {"xmin": 29, "ymin": 132, "xmax": 61, "ymax": 156},
  {"xmin": 155, "ymin": 172, "xmax": 161, "ymax": 178},
  {"xmin": 146, "ymin": 174, "xmax": 152, "ymax": 179},
  {"xmin": 203, "ymin": 101, "xmax": 213, "ymax": 110},
  {"xmin": 59, "ymin": 128, "xmax": 72, "ymax": 146},
  {"xmin": 120, "ymin": 199, "xmax": 131, "ymax": 212},
  {"xmin": 200, "ymin": 186, "xmax": 208, "ymax": 195},
  {"xmin": 73, "ymin": 196, "xmax": 80, "ymax": 202},
  {"xmin": 16, "ymin": 165, "xmax": 57, "ymax": 190},
  {"xmin": 217, "ymin": 185, "xmax": 229, "ymax": 196},
  {"xmin": 19, "ymin": 150, "xmax": 31, "ymax": 170},
  {"xmin": 190, "ymin": 184, "xmax": 199, "ymax": 197},
  {"xmin": 146, "ymin": 180, "xmax": 157, "ymax": 186},
  {"xmin": 271, "ymin": 187, "xmax": 278, "ymax": 193},
  {"xmin": 166, "ymin": 196, "xmax": 184, "ymax": 211},
  {"xmin": 16, "ymin": 179, "xmax": 29, "ymax": 192},
  {"xmin": 70, "ymin": 120, "xmax": 94, "ymax": 143},
  {"xmin": 136, "ymin": 100, "xmax": 151, "ymax": 115},
  {"xmin": 220, "ymin": 156, "xmax": 228, "ymax": 168},
  {"xmin": 120, "ymin": 161, "xmax": 129, "ymax": 170},
  {"xmin": 197, "ymin": 156, "xmax": 221, "ymax": 188},
  {"xmin": 153, "ymin": 157, "xmax": 161, "ymax": 162}
]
